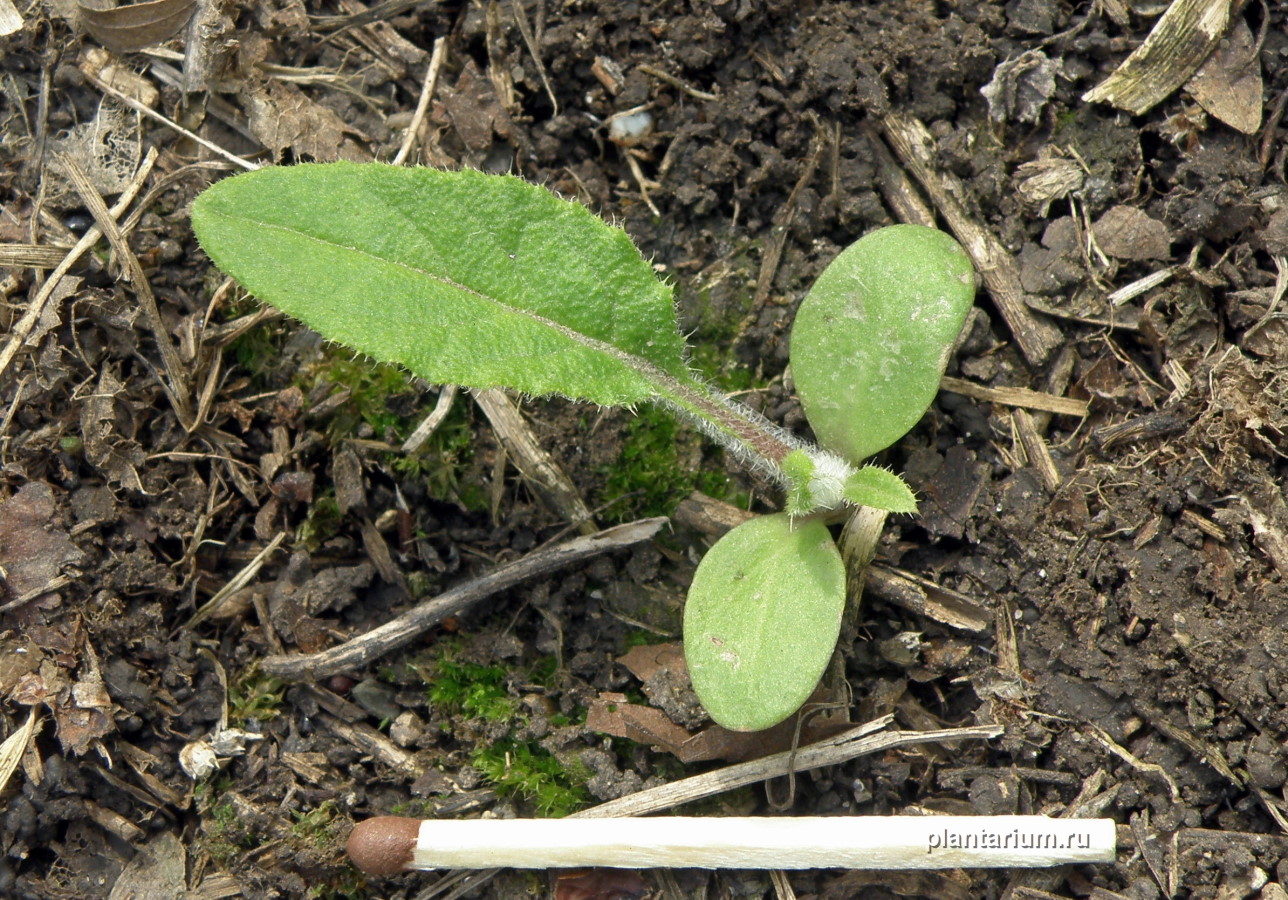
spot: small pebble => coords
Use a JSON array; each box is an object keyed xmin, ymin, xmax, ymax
[{"xmin": 608, "ymin": 109, "xmax": 654, "ymax": 147}]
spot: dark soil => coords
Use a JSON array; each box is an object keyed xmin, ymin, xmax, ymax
[{"xmin": 3, "ymin": 1, "xmax": 1288, "ymax": 898}]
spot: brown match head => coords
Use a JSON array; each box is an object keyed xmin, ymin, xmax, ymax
[{"xmin": 347, "ymin": 816, "xmax": 419, "ymax": 876}]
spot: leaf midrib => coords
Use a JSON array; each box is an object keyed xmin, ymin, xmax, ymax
[{"xmin": 205, "ymin": 207, "xmax": 672, "ymax": 382}]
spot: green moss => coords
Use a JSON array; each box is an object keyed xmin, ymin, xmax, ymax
[
  {"xmin": 198, "ymin": 792, "xmax": 260, "ymax": 865},
  {"xmin": 413, "ymin": 643, "xmax": 591, "ymax": 815},
  {"xmin": 546, "ymin": 243, "xmax": 765, "ymax": 521},
  {"xmin": 228, "ymin": 318, "xmax": 290, "ymax": 387},
  {"xmin": 389, "ymin": 797, "xmax": 437, "ymax": 818},
  {"xmin": 473, "ymin": 739, "xmax": 590, "ymax": 816},
  {"xmin": 291, "ymin": 800, "xmax": 340, "ymax": 848},
  {"xmin": 228, "ymin": 670, "xmax": 285, "ymax": 726},
  {"xmin": 297, "ymin": 490, "xmax": 342, "ymax": 550},
  {"xmin": 390, "ymin": 403, "xmax": 490, "ymax": 512},
  {"xmin": 599, "ymin": 405, "xmax": 744, "ymax": 519},
  {"xmin": 527, "ymin": 654, "xmax": 560, "ymax": 688},
  {"xmin": 689, "ymin": 344, "xmax": 762, "ymax": 392},
  {"xmin": 428, "ymin": 657, "xmax": 518, "ymax": 723},
  {"xmin": 405, "ymin": 570, "xmax": 434, "ymax": 600},
  {"xmin": 677, "ymin": 241, "xmax": 769, "ymax": 393},
  {"xmin": 622, "ymin": 629, "xmax": 669, "ymax": 651},
  {"xmin": 302, "ymin": 350, "xmax": 491, "ymax": 512},
  {"xmin": 305, "ymin": 353, "xmax": 419, "ymax": 440},
  {"xmin": 311, "ymin": 872, "xmax": 371, "ymax": 900}
]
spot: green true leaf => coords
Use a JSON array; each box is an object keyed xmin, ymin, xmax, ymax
[
  {"xmin": 684, "ymin": 513, "xmax": 845, "ymax": 732},
  {"xmin": 191, "ymin": 162, "xmax": 689, "ymax": 406},
  {"xmin": 790, "ymin": 224, "xmax": 976, "ymax": 463},
  {"xmin": 843, "ymin": 465, "xmax": 917, "ymax": 513}
]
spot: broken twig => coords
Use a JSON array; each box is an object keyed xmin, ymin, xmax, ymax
[{"xmin": 259, "ymin": 517, "xmax": 667, "ymax": 680}]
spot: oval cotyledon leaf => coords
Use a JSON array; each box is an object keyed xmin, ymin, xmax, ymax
[
  {"xmin": 191, "ymin": 163, "xmax": 688, "ymax": 406},
  {"xmin": 684, "ymin": 513, "xmax": 846, "ymax": 732},
  {"xmin": 791, "ymin": 224, "xmax": 976, "ymax": 463}
]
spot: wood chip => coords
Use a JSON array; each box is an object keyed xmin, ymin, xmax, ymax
[
  {"xmin": 940, "ymin": 375, "xmax": 1089, "ymax": 418},
  {"xmin": 1082, "ymin": 0, "xmax": 1231, "ymax": 116},
  {"xmin": 473, "ymin": 389, "xmax": 597, "ymax": 534},
  {"xmin": 85, "ymin": 798, "xmax": 145, "ymax": 843},
  {"xmin": 259, "ymin": 517, "xmax": 668, "ymax": 680},
  {"xmin": 0, "ymin": 707, "xmax": 37, "ymax": 797},
  {"xmin": 80, "ymin": 46, "xmax": 159, "ymax": 109},
  {"xmin": 673, "ymin": 490, "xmax": 756, "ymax": 536},
  {"xmin": 320, "ymin": 709, "xmax": 422, "ymax": 777},
  {"xmin": 1013, "ymin": 408, "xmax": 1062, "ymax": 492},
  {"xmin": 865, "ymin": 565, "xmax": 991, "ymax": 633},
  {"xmin": 0, "ymin": 0, "xmax": 21, "ymax": 36}
]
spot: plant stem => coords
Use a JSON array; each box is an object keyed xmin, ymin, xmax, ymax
[
  {"xmin": 653, "ymin": 373, "xmax": 798, "ymax": 464},
  {"xmin": 839, "ymin": 505, "xmax": 888, "ymax": 638},
  {"xmin": 646, "ymin": 370, "xmax": 856, "ymax": 509},
  {"xmin": 839, "ymin": 505, "xmax": 887, "ymax": 596}
]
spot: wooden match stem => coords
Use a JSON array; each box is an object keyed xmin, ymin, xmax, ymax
[{"xmin": 348, "ymin": 815, "xmax": 1116, "ymax": 873}]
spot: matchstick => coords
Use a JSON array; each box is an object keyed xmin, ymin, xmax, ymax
[{"xmin": 347, "ymin": 815, "xmax": 1117, "ymax": 875}]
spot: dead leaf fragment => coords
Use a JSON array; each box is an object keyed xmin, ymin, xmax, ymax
[
  {"xmin": 587, "ymin": 690, "xmax": 850, "ymax": 764},
  {"xmin": 78, "ymin": 0, "xmax": 197, "ymax": 53},
  {"xmin": 586, "ymin": 693, "xmax": 702, "ymax": 760},
  {"xmin": 1242, "ymin": 489, "xmax": 1288, "ymax": 577},
  {"xmin": 1014, "ymin": 155, "xmax": 1085, "ymax": 215},
  {"xmin": 1093, "ymin": 205, "xmax": 1175, "ymax": 260},
  {"xmin": 241, "ymin": 78, "xmax": 364, "ymax": 162},
  {"xmin": 0, "ymin": 482, "xmax": 85, "ymax": 606},
  {"xmin": 106, "ymin": 830, "xmax": 186, "ymax": 900},
  {"xmin": 80, "ymin": 367, "xmax": 146, "ymax": 491},
  {"xmin": 441, "ymin": 60, "xmax": 514, "ymax": 153},
  {"xmin": 50, "ymin": 99, "xmax": 141, "ymax": 197},
  {"xmin": 617, "ymin": 642, "xmax": 687, "ymax": 682},
  {"xmin": 1185, "ymin": 19, "xmax": 1262, "ymax": 134},
  {"xmin": 55, "ymin": 700, "xmax": 116, "ymax": 756},
  {"xmin": 0, "ymin": 637, "xmax": 43, "ymax": 696},
  {"xmin": 1242, "ymin": 315, "xmax": 1288, "ymax": 359},
  {"xmin": 1082, "ymin": 0, "xmax": 1231, "ymax": 116},
  {"xmin": 980, "ymin": 50, "xmax": 1059, "ymax": 124}
]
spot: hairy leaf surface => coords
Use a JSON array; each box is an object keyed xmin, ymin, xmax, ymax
[
  {"xmin": 191, "ymin": 163, "xmax": 688, "ymax": 405},
  {"xmin": 791, "ymin": 224, "xmax": 975, "ymax": 462},
  {"xmin": 684, "ymin": 514, "xmax": 845, "ymax": 731},
  {"xmin": 844, "ymin": 466, "xmax": 917, "ymax": 513}
]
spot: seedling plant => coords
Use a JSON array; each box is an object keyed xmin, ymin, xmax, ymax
[{"xmin": 191, "ymin": 163, "xmax": 974, "ymax": 733}]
